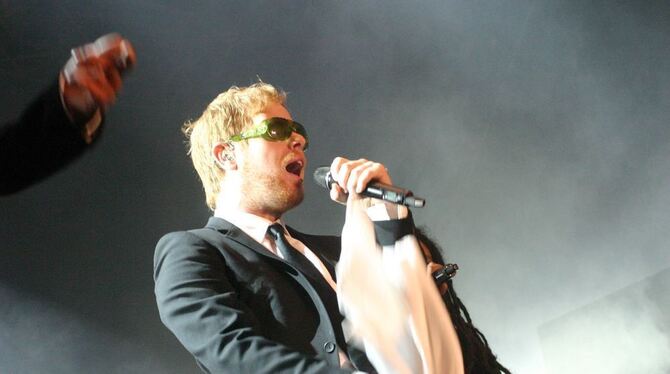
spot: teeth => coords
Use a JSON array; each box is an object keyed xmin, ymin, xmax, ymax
[{"xmin": 288, "ymin": 160, "xmax": 303, "ymax": 168}]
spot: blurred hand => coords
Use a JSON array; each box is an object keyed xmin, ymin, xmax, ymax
[
  {"xmin": 427, "ymin": 261, "xmax": 449, "ymax": 295},
  {"xmin": 59, "ymin": 33, "xmax": 136, "ymax": 126},
  {"xmin": 328, "ymin": 156, "xmax": 392, "ymax": 205}
]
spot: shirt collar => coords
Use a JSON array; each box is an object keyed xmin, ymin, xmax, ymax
[{"xmin": 214, "ymin": 206, "xmax": 283, "ymax": 244}]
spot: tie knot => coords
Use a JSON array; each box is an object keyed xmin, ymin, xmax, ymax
[{"xmin": 267, "ymin": 223, "xmax": 286, "ymax": 240}]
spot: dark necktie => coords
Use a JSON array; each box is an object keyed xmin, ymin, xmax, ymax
[
  {"xmin": 266, "ymin": 223, "xmax": 347, "ymax": 351},
  {"xmin": 267, "ymin": 223, "xmax": 324, "ymax": 281}
]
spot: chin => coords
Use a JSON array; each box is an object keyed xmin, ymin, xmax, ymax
[
  {"xmin": 241, "ymin": 169, "xmax": 305, "ymax": 215},
  {"xmin": 260, "ymin": 187, "xmax": 304, "ymax": 217},
  {"xmin": 284, "ymin": 188, "xmax": 305, "ymax": 211}
]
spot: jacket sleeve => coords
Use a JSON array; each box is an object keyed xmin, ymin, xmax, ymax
[
  {"xmin": 0, "ymin": 80, "xmax": 91, "ymax": 195},
  {"xmin": 153, "ymin": 231, "xmax": 354, "ymax": 374}
]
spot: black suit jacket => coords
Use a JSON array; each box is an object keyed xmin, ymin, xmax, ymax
[
  {"xmin": 0, "ymin": 81, "xmax": 90, "ymax": 195},
  {"xmin": 154, "ymin": 216, "xmax": 373, "ymax": 373}
]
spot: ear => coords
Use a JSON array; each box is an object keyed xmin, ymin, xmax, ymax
[{"xmin": 212, "ymin": 142, "xmax": 237, "ymax": 171}]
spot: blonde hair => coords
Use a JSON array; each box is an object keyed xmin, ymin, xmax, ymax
[{"xmin": 183, "ymin": 82, "xmax": 287, "ymax": 210}]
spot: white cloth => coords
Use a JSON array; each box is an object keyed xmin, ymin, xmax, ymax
[{"xmin": 338, "ymin": 200, "xmax": 465, "ymax": 374}]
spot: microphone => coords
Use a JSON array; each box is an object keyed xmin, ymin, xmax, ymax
[{"xmin": 313, "ymin": 166, "xmax": 426, "ymax": 208}]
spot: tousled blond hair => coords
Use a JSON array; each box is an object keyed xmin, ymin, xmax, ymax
[{"xmin": 183, "ymin": 82, "xmax": 287, "ymax": 210}]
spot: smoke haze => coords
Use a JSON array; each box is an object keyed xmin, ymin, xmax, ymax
[{"xmin": 1, "ymin": 1, "xmax": 669, "ymax": 372}]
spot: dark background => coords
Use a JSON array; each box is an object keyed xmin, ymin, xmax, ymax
[{"xmin": 1, "ymin": 1, "xmax": 669, "ymax": 373}]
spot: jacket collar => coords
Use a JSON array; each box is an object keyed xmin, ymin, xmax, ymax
[
  {"xmin": 204, "ymin": 216, "xmax": 334, "ymax": 278},
  {"xmin": 204, "ymin": 216, "xmax": 282, "ymax": 262}
]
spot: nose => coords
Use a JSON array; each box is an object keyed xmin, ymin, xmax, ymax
[{"xmin": 289, "ymin": 132, "xmax": 307, "ymax": 151}]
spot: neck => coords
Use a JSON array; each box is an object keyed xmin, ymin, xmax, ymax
[
  {"xmin": 215, "ymin": 184, "xmax": 282, "ymax": 223},
  {"xmin": 242, "ymin": 207, "xmax": 281, "ymax": 222}
]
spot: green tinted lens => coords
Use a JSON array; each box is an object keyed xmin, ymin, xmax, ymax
[
  {"xmin": 264, "ymin": 119, "xmax": 293, "ymax": 140},
  {"xmin": 291, "ymin": 120, "xmax": 309, "ymax": 150},
  {"xmin": 263, "ymin": 118, "xmax": 309, "ymax": 149},
  {"xmin": 292, "ymin": 121, "xmax": 308, "ymax": 140}
]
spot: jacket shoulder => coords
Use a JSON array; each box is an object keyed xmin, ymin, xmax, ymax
[{"xmin": 153, "ymin": 228, "xmax": 229, "ymax": 273}]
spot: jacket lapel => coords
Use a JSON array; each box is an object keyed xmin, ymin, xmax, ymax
[{"xmin": 288, "ymin": 227, "xmax": 338, "ymax": 282}]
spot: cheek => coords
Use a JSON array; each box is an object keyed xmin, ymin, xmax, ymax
[{"xmin": 244, "ymin": 143, "xmax": 282, "ymax": 167}]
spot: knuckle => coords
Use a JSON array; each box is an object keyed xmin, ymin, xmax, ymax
[{"xmin": 332, "ymin": 157, "xmax": 345, "ymax": 167}]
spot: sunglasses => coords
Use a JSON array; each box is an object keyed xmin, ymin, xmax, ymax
[{"xmin": 229, "ymin": 117, "xmax": 309, "ymax": 150}]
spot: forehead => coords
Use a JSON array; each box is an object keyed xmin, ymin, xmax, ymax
[{"xmin": 251, "ymin": 102, "xmax": 292, "ymax": 125}]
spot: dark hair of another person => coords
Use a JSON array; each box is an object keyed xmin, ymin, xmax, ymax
[{"xmin": 414, "ymin": 228, "xmax": 512, "ymax": 374}]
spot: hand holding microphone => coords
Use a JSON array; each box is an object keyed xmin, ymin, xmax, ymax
[
  {"xmin": 59, "ymin": 33, "xmax": 137, "ymax": 137},
  {"xmin": 313, "ymin": 157, "xmax": 425, "ymax": 208}
]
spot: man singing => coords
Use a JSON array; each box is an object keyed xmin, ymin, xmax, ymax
[{"xmin": 153, "ymin": 82, "xmax": 445, "ymax": 373}]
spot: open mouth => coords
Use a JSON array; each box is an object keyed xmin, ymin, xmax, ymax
[{"xmin": 285, "ymin": 160, "xmax": 304, "ymax": 177}]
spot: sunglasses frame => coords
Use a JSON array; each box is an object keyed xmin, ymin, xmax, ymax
[{"xmin": 229, "ymin": 117, "xmax": 309, "ymax": 149}]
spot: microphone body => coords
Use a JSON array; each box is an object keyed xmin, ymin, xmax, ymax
[{"xmin": 313, "ymin": 166, "xmax": 426, "ymax": 208}]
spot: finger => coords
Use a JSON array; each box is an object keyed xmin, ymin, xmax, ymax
[
  {"xmin": 97, "ymin": 44, "xmax": 132, "ymax": 71},
  {"xmin": 60, "ymin": 85, "xmax": 96, "ymax": 121},
  {"xmin": 355, "ymin": 162, "xmax": 390, "ymax": 193},
  {"xmin": 120, "ymin": 39, "xmax": 137, "ymax": 68},
  {"xmin": 71, "ymin": 64, "xmax": 117, "ymax": 101},
  {"xmin": 330, "ymin": 157, "xmax": 349, "ymax": 192},
  {"xmin": 330, "ymin": 157, "xmax": 346, "ymax": 177},
  {"xmin": 337, "ymin": 158, "xmax": 369, "ymax": 193},
  {"xmin": 93, "ymin": 33, "xmax": 123, "ymax": 52},
  {"xmin": 85, "ymin": 82, "xmax": 117, "ymax": 109},
  {"xmin": 98, "ymin": 38, "xmax": 136, "ymax": 71},
  {"xmin": 337, "ymin": 162, "xmax": 353, "ymax": 193},
  {"xmin": 71, "ymin": 33, "xmax": 120, "ymax": 63},
  {"xmin": 329, "ymin": 184, "xmax": 347, "ymax": 205},
  {"xmin": 76, "ymin": 34, "xmax": 135, "ymax": 73},
  {"xmin": 351, "ymin": 161, "xmax": 386, "ymax": 194},
  {"xmin": 104, "ymin": 66, "xmax": 123, "ymax": 92},
  {"xmin": 75, "ymin": 73, "xmax": 117, "ymax": 108},
  {"xmin": 82, "ymin": 55, "xmax": 124, "ymax": 92},
  {"xmin": 72, "ymin": 57, "xmax": 112, "ymax": 79},
  {"xmin": 427, "ymin": 262, "xmax": 443, "ymax": 273},
  {"xmin": 346, "ymin": 160, "xmax": 374, "ymax": 194}
]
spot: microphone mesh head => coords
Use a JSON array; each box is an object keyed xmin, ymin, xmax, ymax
[{"xmin": 312, "ymin": 166, "xmax": 332, "ymax": 189}]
